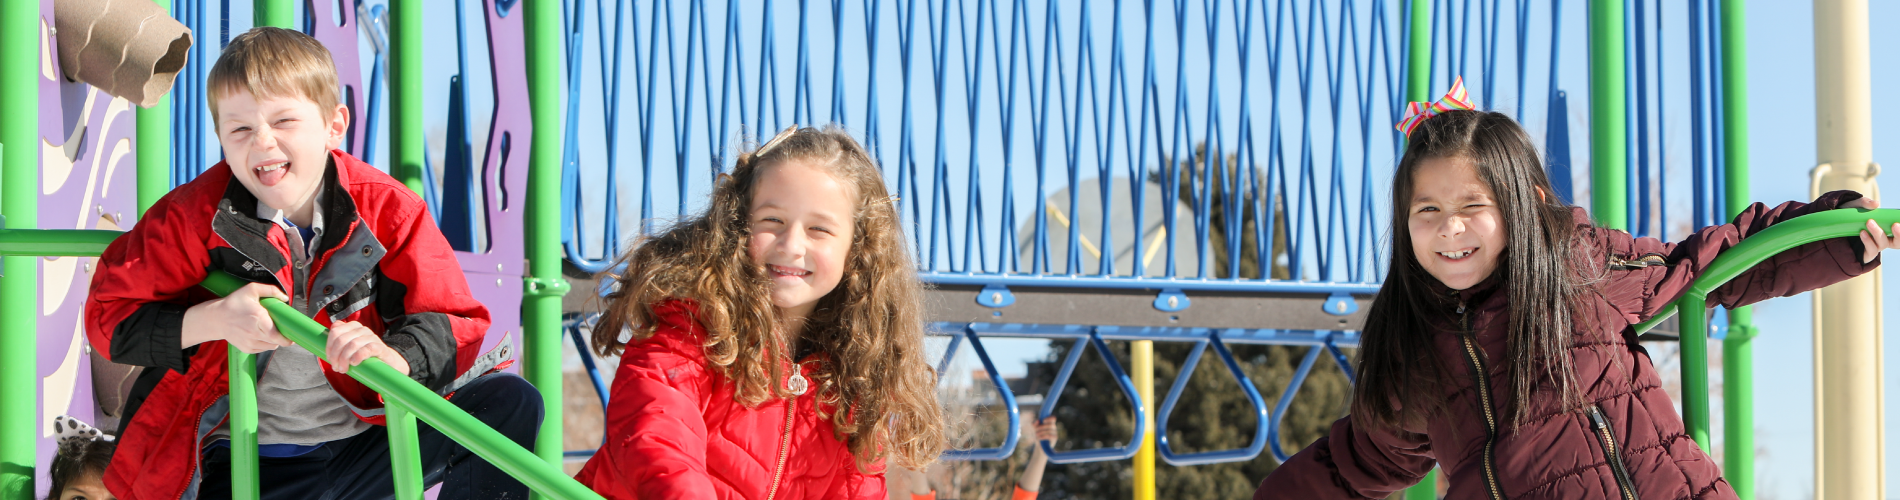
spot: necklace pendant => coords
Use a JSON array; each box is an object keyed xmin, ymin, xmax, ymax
[{"xmin": 786, "ymin": 371, "xmax": 809, "ymax": 396}]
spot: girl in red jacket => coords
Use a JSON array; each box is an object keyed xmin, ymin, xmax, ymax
[
  {"xmin": 575, "ymin": 125, "xmax": 946, "ymax": 499},
  {"xmin": 1254, "ymin": 81, "xmax": 1900, "ymax": 499}
]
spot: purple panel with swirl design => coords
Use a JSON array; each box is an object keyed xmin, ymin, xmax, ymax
[
  {"xmin": 305, "ymin": 0, "xmax": 369, "ymax": 157},
  {"xmin": 455, "ymin": 0, "xmax": 530, "ymax": 358},
  {"xmin": 37, "ymin": 0, "xmax": 140, "ymax": 486}
]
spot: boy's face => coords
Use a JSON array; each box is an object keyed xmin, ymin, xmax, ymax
[{"xmin": 216, "ymin": 88, "xmax": 347, "ymax": 215}]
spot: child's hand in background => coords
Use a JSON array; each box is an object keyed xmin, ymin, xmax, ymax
[
  {"xmin": 1844, "ymin": 197, "xmax": 1900, "ymax": 263},
  {"xmin": 1033, "ymin": 417, "xmax": 1059, "ymax": 444}
]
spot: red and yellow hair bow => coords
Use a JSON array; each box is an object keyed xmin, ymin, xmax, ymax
[{"xmin": 1395, "ymin": 76, "xmax": 1475, "ymax": 137}]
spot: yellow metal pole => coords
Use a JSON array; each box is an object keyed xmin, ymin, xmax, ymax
[
  {"xmin": 1132, "ymin": 340, "xmax": 1155, "ymax": 500},
  {"xmin": 1811, "ymin": 1, "xmax": 1882, "ymax": 498}
]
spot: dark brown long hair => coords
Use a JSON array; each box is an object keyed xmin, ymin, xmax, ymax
[
  {"xmin": 1351, "ymin": 110, "xmax": 1585, "ymax": 430},
  {"xmin": 47, "ymin": 435, "xmax": 114, "ymax": 500},
  {"xmin": 592, "ymin": 125, "xmax": 945, "ymax": 471}
]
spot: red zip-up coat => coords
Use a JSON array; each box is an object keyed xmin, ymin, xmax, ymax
[
  {"xmin": 84, "ymin": 150, "xmax": 500, "ymax": 500},
  {"xmin": 1256, "ymin": 191, "xmax": 1878, "ymax": 500},
  {"xmin": 574, "ymin": 300, "xmax": 886, "ymax": 499}
]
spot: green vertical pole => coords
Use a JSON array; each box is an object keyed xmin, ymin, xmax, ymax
[
  {"xmin": 390, "ymin": 0, "xmax": 424, "ymax": 196},
  {"xmin": 0, "ymin": 0, "xmax": 38, "ymax": 496},
  {"xmin": 236, "ymin": 6, "xmax": 290, "ymax": 498},
  {"xmin": 1718, "ymin": 0, "xmax": 1753, "ymax": 496},
  {"xmin": 1404, "ymin": 1, "xmax": 1437, "ymax": 498},
  {"xmin": 228, "ymin": 349, "xmax": 260, "ymax": 499},
  {"xmin": 387, "ymin": 403, "xmax": 425, "ymax": 500},
  {"xmin": 255, "ymin": 0, "xmax": 295, "ymax": 30},
  {"xmin": 1407, "ymin": 0, "xmax": 1432, "ymax": 104},
  {"xmin": 1589, "ymin": 0, "xmax": 1627, "ymax": 230},
  {"xmin": 1680, "ymin": 301, "xmax": 1714, "ymax": 452},
  {"xmin": 137, "ymin": 0, "xmax": 173, "ymax": 215},
  {"xmin": 526, "ymin": 0, "xmax": 571, "ymax": 474}
]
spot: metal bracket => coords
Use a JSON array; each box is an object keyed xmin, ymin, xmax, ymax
[
  {"xmin": 1152, "ymin": 288, "xmax": 1190, "ymax": 312},
  {"xmin": 976, "ymin": 284, "xmax": 1015, "ymax": 308},
  {"xmin": 523, "ymin": 276, "xmax": 572, "ymax": 297},
  {"xmin": 1708, "ymin": 306, "xmax": 1730, "ymax": 341},
  {"xmin": 1321, "ymin": 292, "xmax": 1358, "ymax": 316}
]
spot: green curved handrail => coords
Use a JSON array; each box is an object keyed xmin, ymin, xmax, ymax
[
  {"xmin": 1634, "ymin": 208, "xmax": 1900, "ymax": 491},
  {"xmin": 201, "ymin": 271, "xmax": 603, "ymax": 500}
]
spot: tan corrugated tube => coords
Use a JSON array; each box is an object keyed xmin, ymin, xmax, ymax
[{"xmin": 54, "ymin": 0, "xmax": 193, "ymax": 108}]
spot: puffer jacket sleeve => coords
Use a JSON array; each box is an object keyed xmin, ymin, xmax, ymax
[
  {"xmin": 1253, "ymin": 415, "xmax": 1435, "ymax": 500},
  {"xmin": 1591, "ymin": 190, "xmax": 1879, "ymax": 323},
  {"xmin": 85, "ymin": 183, "xmax": 213, "ymax": 374},
  {"xmin": 367, "ymin": 196, "xmax": 492, "ymax": 393},
  {"xmin": 828, "ymin": 457, "xmax": 887, "ymax": 499},
  {"xmin": 586, "ymin": 303, "xmax": 718, "ymax": 498}
]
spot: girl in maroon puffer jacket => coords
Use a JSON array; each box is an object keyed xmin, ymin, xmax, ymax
[
  {"xmin": 575, "ymin": 126, "xmax": 946, "ymax": 499},
  {"xmin": 1255, "ymin": 95, "xmax": 1900, "ymax": 498}
]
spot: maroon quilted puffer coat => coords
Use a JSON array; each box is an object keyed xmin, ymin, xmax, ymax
[{"xmin": 1256, "ymin": 191, "xmax": 1879, "ymax": 500}]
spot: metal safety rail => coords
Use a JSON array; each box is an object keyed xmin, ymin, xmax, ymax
[
  {"xmin": 203, "ymin": 271, "xmax": 603, "ymax": 500},
  {"xmin": 546, "ymin": 0, "xmax": 1744, "ymax": 472},
  {"xmin": 0, "ymin": 220, "xmax": 599, "ymax": 499},
  {"xmin": 1632, "ymin": 207, "xmax": 1900, "ymax": 493},
  {"xmin": 927, "ymin": 324, "xmax": 1356, "ymax": 464},
  {"xmin": 553, "ymin": 0, "xmax": 1419, "ymax": 287}
]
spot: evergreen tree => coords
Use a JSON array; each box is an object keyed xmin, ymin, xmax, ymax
[{"xmin": 944, "ymin": 145, "xmax": 1356, "ymax": 499}]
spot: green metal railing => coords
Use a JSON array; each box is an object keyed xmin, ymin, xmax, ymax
[
  {"xmin": 0, "ymin": 222, "xmax": 596, "ymax": 499},
  {"xmin": 200, "ymin": 270, "xmax": 601, "ymax": 500},
  {"xmin": 1634, "ymin": 207, "xmax": 1900, "ymax": 493}
]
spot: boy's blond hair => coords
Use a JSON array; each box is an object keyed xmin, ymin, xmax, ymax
[{"xmin": 205, "ymin": 27, "xmax": 340, "ymax": 120}]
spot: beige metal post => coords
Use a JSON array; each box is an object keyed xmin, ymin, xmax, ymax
[{"xmin": 1811, "ymin": 1, "xmax": 1883, "ymax": 498}]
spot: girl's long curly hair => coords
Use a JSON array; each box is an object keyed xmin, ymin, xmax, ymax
[{"xmin": 592, "ymin": 125, "xmax": 946, "ymax": 471}]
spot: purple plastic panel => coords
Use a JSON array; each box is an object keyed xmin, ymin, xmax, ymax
[
  {"xmin": 297, "ymin": 0, "xmax": 525, "ymax": 363},
  {"xmin": 38, "ymin": 0, "xmax": 139, "ymax": 487},
  {"xmin": 454, "ymin": 0, "xmax": 531, "ymax": 359},
  {"xmin": 305, "ymin": 0, "xmax": 369, "ymax": 157}
]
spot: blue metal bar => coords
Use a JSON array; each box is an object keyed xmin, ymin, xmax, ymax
[
  {"xmin": 561, "ymin": 313, "xmax": 612, "ymax": 459},
  {"xmin": 1155, "ymin": 333, "xmax": 1272, "ymax": 465},
  {"xmin": 921, "ymin": 273, "xmax": 1382, "ymax": 294},
  {"xmin": 1036, "ymin": 329, "xmax": 1148, "ymax": 463},
  {"xmin": 1266, "ymin": 345, "xmax": 1325, "ymax": 462},
  {"xmin": 938, "ymin": 328, "xmax": 1023, "ymax": 461}
]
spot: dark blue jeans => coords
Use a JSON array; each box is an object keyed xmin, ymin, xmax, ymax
[{"xmin": 200, "ymin": 372, "xmax": 544, "ymax": 500}]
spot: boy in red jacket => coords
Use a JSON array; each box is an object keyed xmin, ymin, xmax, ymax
[{"xmin": 83, "ymin": 27, "xmax": 540, "ymax": 500}]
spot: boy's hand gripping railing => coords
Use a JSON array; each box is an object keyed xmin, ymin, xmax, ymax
[
  {"xmin": 1035, "ymin": 329, "xmax": 1149, "ymax": 464},
  {"xmin": 201, "ymin": 271, "xmax": 603, "ymax": 500},
  {"xmin": 1153, "ymin": 332, "xmax": 1272, "ymax": 466},
  {"xmin": 933, "ymin": 327, "xmax": 1022, "ymax": 460},
  {"xmin": 1631, "ymin": 208, "xmax": 1900, "ymax": 453}
]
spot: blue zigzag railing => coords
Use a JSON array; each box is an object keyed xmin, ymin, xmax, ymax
[{"xmin": 546, "ymin": 0, "xmax": 1735, "ymax": 466}]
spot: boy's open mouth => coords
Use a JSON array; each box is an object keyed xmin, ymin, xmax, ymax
[
  {"xmin": 768, "ymin": 264, "xmax": 811, "ymax": 278},
  {"xmin": 254, "ymin": 160, "xmax": 289, "ymax": 187}
]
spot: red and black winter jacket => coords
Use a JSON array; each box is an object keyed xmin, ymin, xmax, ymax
[
  {"xmin": 84, "ymin": 150, "xmax": 497, "ymax": 500},
  {"xmin": 1255, "ymin": 191, "xmax": 1879, "ymax": 500}
]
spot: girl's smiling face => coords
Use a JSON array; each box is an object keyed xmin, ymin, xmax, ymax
[
  {"xmin": 1407, "ymin": 157, "xmax": 1506, "ymax": 290},
  {"xmin": 746, "ymin": 160, "xmax": 858, "ymax": 325}
]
